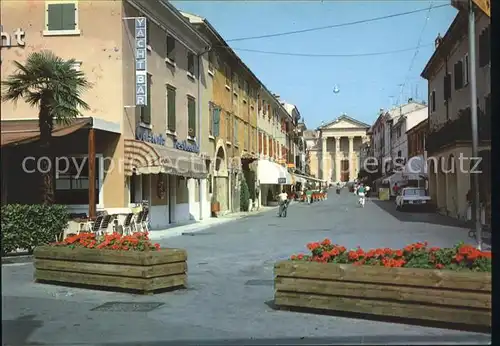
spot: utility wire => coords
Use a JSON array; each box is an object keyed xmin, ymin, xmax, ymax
[
  {"xmin": 397, "ymin": 1, "xmax": 435, "ymax": 105},
  {"xmin": 225, "ymin": 4, "xmax": 449, "ymax": 42},
  {"xmin": 225, "ymin": 43, "xmax": 435, "ymax": 58}
]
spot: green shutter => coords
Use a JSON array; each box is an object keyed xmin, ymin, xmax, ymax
[
  {"xmin": 61, "ymin": 4, "xmax": 76, "ymax": 30},
  {"xmin": 167, "ymin": 86, "xmax": 176, "ymax": 132},
  {"xmin": 213, "ymin": 108, "xmax": 220, "ymax": 137},
  {"xmin": 188, "ymin": 97, "xmax": 196, "ymax": 137},
  {"xmin": 47, "ymin": 4, "xmax": 63, "ymax": 31}
]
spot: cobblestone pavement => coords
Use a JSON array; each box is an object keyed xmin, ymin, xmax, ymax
[{"xmin": 2, "ymin": 190, "xmax": 490, "ymax": 345}]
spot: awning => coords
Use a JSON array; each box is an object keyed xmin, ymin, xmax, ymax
[
  {"xmin": 293, "ymin": 173, "xmax": 325, "ymax": 183},
  {"xmin": 124, "ymin": 139, "xmax": 207, "ymax": 178},
  {"xmin": 291, "ymin": 174, "xmax": 307, "ymax": 184},
  {"xmin": 1, "ymin": 118, "xmax": 92, "ymax": 147},
  {"xmin": 257, "ymin": 159, "xmax": 291, "ymax": 185}
]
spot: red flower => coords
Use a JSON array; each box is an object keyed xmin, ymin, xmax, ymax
[{"xmin": 435, "ymin": 263, "xmax": 444, "ymax": 269}]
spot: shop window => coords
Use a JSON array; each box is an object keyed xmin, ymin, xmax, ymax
[{"xmin": 55, "ymin": 155, "xmax": 101, "ymax": 206}]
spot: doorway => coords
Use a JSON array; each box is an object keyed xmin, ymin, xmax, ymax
[
  {"xmin": 168, "ymin": 175, "xmax": 175, "ymax": 224},
  {"xmin": 341, "ymin": 160, "xmax": 349, "ymax": 182}
]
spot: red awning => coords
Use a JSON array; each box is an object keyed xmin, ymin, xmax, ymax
[{"xmin": 1, "ymin": 118, "xmax": 92, "ymax": 147}]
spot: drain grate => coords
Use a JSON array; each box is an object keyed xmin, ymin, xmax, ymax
[
  {"xmin": 245, "ymin": 279, "xmax": 274, "ymax": 286},
  {"xmin": 91, "ymin": 302, "xmax": 164, "ymax": 312}
]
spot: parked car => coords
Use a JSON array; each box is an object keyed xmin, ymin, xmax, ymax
[{"xmin": 396, "ymin": 187, "xmax": 431, "ymax": 211}]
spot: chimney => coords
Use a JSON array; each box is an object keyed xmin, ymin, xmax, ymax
[
  {"xmin": 435, "ymin": 34, "xmax": 442, "ymax": 49},
  {"xmin": 273, "ymin": 93, "xmax": 280, "ymax": 99}
]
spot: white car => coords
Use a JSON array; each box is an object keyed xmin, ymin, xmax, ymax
[{"xmin": 396, "ymin": 187, "xmax": 431, "ymax": 210}]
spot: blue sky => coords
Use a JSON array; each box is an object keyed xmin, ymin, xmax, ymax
[{"xmin": 172, "ymin": 0, "xmax": 458, "ymax": 128}]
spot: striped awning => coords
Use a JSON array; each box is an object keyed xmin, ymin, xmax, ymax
[{"xmin": 124, "ymin": 139, "xmax": 207, "ymax": 178}]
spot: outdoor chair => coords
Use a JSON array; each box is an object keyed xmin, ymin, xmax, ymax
[
  {"xmin": 133, "ymin": 211, "xmax": 144, "ymax": 233},
  {"xmin": 141, "ymin": 209, "xmax": 150, "ymax": 232},
  {"xmin": 121, "ymin": 213, "xmax": 134, "ymax": 235},
  {"xmin": 89, "ymin": 215, "xmax": 104, "ymax": 235},
  {"xmin": 96, "ymin": 214, "xmax": 112, "ymax": 236}
]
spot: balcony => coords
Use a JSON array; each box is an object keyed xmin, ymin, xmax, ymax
[{"xmin": 426, "ymin": 108, "xmax": 490, "ymax": 154}]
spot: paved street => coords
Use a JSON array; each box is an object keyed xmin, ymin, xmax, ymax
[{"xmin": 2, "ymin": 190, "xmax": 490, "ymax": 345}]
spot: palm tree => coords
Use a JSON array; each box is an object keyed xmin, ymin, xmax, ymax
[{"xmin": 1, "ymin": 50, "xmax": 91, "ymax": 204}]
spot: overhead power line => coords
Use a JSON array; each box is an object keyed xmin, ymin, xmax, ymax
[
  {"xmin": 225, "ymin": 4, "xmax": 450, "ymax": 42},
  {"xmin": 397, "ymin": 1, "xmax": 434, "ymax": 105},
  {"xmin": 228, "ymin": 43, "xmax": 435, "ymax": 58}
]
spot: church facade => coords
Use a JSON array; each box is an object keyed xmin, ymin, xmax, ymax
[{"xmin": 307, "ymin": 115, "xmax": 370, "ymax": 183}]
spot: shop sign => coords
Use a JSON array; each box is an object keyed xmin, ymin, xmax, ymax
[
  {"xmin": 174, "ymin": 139, "xmax": 199, "ymax": 153},
  {"xmin": 135, "ymin": 17, "xmax": 148, "ymax": 106},
  {"xmin": 278, "ymin": 177, "xmax": 287, "ymax": 184},
  {"xmin": 136, "ymin": 126, "xmax": 165, "ymax": 146}
]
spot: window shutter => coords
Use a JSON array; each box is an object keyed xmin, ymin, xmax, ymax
[
  {"xmin": 188, "ymin": 97, "xmax": 196, "ymax": 137},
  {"xmin": 47, "ymin": 4, "xmax": 63, "ymax": 30},
  {"xmin": 61, "ymin": 4, "xmax": 76, "ymax": 30},
  {"xmin": 167, "ymin": 86, "xmax": 176, "ymax": 132},
  {"xmin": 431, "ymin": 91, "xmax": 436, "ymax": 112},
  {"xmin": 213, "ymin": 107, "xmax": 220, "ymax": 137}
]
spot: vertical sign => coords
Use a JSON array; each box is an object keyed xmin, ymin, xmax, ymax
[{"xmin": 135, "ymin": 17, "xmax": 147, "ymax": 106}]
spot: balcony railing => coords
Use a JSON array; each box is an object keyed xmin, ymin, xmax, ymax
[{"xmin": 427, "ymin": 107, "xmax": 490, "ymax": 154}]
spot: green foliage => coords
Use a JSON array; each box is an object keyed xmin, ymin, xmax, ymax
[
  {"xmin": 1, "ymin": 204, "xmax": 69, "ymax": 254},
  {"xmin": 240, "ymin": 177, "xmax": 250, "ymax": 211},
  {"xmin": 1, "ymin": 50, "xmax": 91, "ymax": 123}
]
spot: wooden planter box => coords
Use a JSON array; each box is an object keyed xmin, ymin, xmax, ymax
[
  {"xmin": 34, "ymin": 246, "xmax": 187, "ymax": 294},
  {"xmin": 274, "ymin": 261, "xmax": 491, "ymax": 328}
]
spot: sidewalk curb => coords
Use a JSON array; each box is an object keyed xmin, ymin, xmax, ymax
[
  {"xmin": 2, "ymin": 254, "xmax": 33, "ymax": 265},
  {"xmin": 149, "ymin": 206, "xmax": 279, "ymax": 241}
]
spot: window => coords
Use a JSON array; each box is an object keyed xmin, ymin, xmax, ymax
[
  {"xmin": 209, "ymin": 103, "xmax": 213, "ymax": 136},
  {"xmin": 430, "ymin": 90, "xmax": 436, "ymax": 112},
  {"xmin": 209, "ymin": 103, "xmax": 220, "ymax": 137},
  {"xmin": 463, "ymin": 54, "xmax": 469, "ymax": 86},
  {"xmin": 397, "ymin": 150, "xmax": 402, "ymax": 157},
  {"xmin": 187, "ymin": 53, "xmax": 195, "ymax": 76},
  {"xmin": 208, "ymin": 51, "xmax": 215, "ymax": 74},
  {"xmin": 233, "ymin": 118, "xmax": 238, "ymax": 145},
  {"xmin": 166, "ymin": 35, "xmax": 176, "ymax": 62},
  {"xmin": 258, "ymin": 132, "xmax": 262, "ymax": 154},
  {"xmin": 243, "ymin": 80, "xmax": 248, "ymax": 97},
  {"xmin": 479, "ymin": 25, "xmax": 490, "ymax": 68},
  {"xmin": 140, "ymin": 74, "xmax": 152, "ymax": 125},
  {"xmin": 232, "ymin": 73, "xmax": 239, "ymax": 93},
  {"xmin": 263, "ymin": 100, "xmax": 267, "ymax": 115},
  {"xmin": 244, "ymin": 124, "xmax": 248, "ymax": 149},
  {"xmin": 55, "ymin": 156, "xmax": 100, "ymax": 205},
  {"xmin": 187, "ymin": 96, "xmax": 196, "ymax": 138},
  {"xmin": 454, "ymin": 60, "xmax": 463, "ymax": 90},
  {"xmin": 46, "ymin": 2, "xmax": 78, "ymax": 33},
  {"xmin": 225, "ymin": 112, "xmax": 231, "ymax": 141},
  {"xmin": 166, "ymin": 84, "xmax": 176, "ymax": 132},
  {"xmin": 224, "ymin": 64, "xmax": 231, "ymax": 87},
  {"xmin": 444, "ymin": 73, "xmax": 452, "ymax": 101}
]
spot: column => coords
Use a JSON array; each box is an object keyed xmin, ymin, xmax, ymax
[
  {"xmin": 348, "ymin": 136, "xmax": 355, "ymax": 181},
  {"xmin": 88, "ymin": 128, "xmax": 96, "ymax": 219},
  {"xmin": 187, "ymin": 178, "xmax": 197, "ymax": 220},
  {"xmin": 199, "ymin": 178, "xmax": 207, "ymax": 220},
  {"xmin": 321, "ymin": 136, "xmax": 328, "ymax": 180},
  {"xmin": 335, "ymin": 136, "xmax": 341, "ymax": 182}
]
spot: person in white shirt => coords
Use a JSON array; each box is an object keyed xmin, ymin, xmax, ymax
[{"xmin": 277, "ymin": 189, "xmax": 289, "ymax": 217}]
